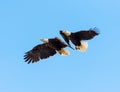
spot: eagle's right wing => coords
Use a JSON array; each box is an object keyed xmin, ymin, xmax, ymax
[
  {"xmin": 75, "ymin": 28, "xmax": 99, "ymax": 40},
  {"xmin": 24, "ymin": 43, "xmax": 56, "ymax": 64}
]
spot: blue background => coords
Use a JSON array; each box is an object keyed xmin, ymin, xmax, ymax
[{"xmin": 0, "ymin": 0, "xmax": 120, "ymax": 92}]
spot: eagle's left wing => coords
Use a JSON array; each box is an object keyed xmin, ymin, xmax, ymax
[{"xmin": 24, "ymin": 43, "xmax": 56, "ymax": 64}]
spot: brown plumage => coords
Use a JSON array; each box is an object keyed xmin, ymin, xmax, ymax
[
  {"xmin": 24, "ymin": 37, "xmax": 69, "ymax": 64},
  {"xmin": 60, "ymin": 27, "xmax": 99, "ymax": 52}
]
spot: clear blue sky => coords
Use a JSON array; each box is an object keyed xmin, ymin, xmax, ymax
[{"xmin": 0, "ymin": 0, "xmax": 120, "ymax": 92}]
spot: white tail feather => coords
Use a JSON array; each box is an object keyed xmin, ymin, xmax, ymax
[
  {"xmin": 75, "ymin": 41, "xmax": 88, "ymax": 52},
  {"xmin": 58, "ymin": 48, "xmax": 70, "ymax": 56}
]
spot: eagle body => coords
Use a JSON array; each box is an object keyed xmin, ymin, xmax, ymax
[
  {"xmin": 24, "ymin": 37, "xmax": 69, "ymax": 64},
  {"xmin": 60, "ymin": 28, "xmax": 99, "ymax": 52}
]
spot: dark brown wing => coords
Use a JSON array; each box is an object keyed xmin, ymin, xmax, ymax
[
  {"xmin": 24, "ymin": 43, "xmax": 56, "ymax": 64},
  {"xmin": 59, "ymin": 31, "xmax": 74, "ymax": 50},
  {"xmin": 59, "ymin": 31, "xmax": 70, "ymax": 46},
  {"xmin": 48, "ymin": 37, "xmax": 67, "ymax": 50},
  {"xmin": 75, "ymin": 28, "xmax": 99, "ymax": 40}
]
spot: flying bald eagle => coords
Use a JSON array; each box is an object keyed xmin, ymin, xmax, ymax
[
  {"xmin": 24, "ymin": 37, "xmax": 69, "ymax": 64},
  {"xmin": 60, "ymin": 27, "xmax": 99, "ymax": 52}
]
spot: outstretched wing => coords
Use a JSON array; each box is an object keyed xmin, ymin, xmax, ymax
[
  {"xmin": 59, "ymin": 31, "xmax": 74, "ymax": 50},
  {"xmin": 75, "ymin": 28, "xmax": 99, "ymax": 40},
  {"xmin": 24, "ymin": 43, "xmax": 56, "ymax": 64}
]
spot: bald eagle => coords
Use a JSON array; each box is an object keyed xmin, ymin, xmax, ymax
[
  {"xmin": 24, "ymin": 37, "xmax": 69, "ymax": 64},
  {"xmin": 60, "ymin": 27, "xmax": 99, "ymax": 52}
]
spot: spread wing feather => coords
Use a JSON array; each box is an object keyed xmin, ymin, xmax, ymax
[
  {"xmin": 75, "ymin": 29, "xmax": 99, "ymax": 40},
  {"xmin": 24, "ymin": 43, "xmax": 56, "ymax": 64}
]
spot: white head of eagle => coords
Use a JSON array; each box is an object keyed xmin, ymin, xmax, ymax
[
  {"xmin": 40, "ymin": 38, "xmax": 49, "ymax": 43},
  {"xmin": 60, "ymin": 30, "xmax": 71, "ymax": 36}
]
